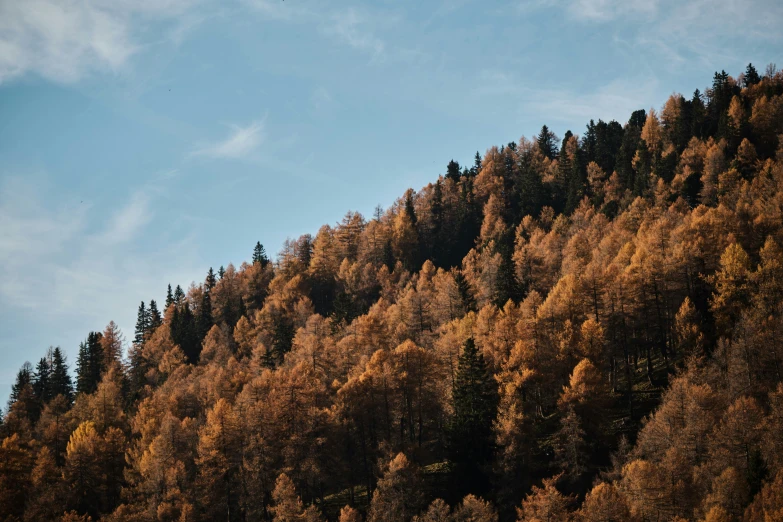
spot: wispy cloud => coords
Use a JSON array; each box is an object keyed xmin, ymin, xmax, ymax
[
  {"xmin": 515, "ymin": 0, "xmax": 782, "ymax": 67},
  {"xmin": 322, "ymin": 9, "xmax": 385, "ymax": 59},
  {"xmin": 0, "ymin": 174, "xmax": 203, "ymax": 339},
  {"xmin": 475, "ymin": 69, "xmax": 659, "ymax": 131},
  {"xmin": 517, "ymin": 0, "xmax": 657, "ymax": 21},
  {"xmin": 0, "ymin": 0, "xmax": 201, "ymax": 84},
  {"xmin": 191, "ymin": 120, "xmax": 266, "ymax": 159}
]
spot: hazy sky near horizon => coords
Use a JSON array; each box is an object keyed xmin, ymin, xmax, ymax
[{"xmin": 1, "ymin": 0, "xmax": 781, "ymax": 401}]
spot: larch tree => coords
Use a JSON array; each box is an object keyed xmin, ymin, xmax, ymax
[{"xmin": 368, "ymin": 453, "xmax": 425, "ymax": 522}]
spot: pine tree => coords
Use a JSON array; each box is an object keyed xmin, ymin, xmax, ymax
[
  {"xmin": 197, "ymin": 290, "xmax": 213, "ymax": 342},
  {"xmin": 253, "ymin": 241, "xmax": 270, "ymax": 268},
  {"xmin": 172, "ymin": 304, "xmax": 200, "ymax": 364},
  {"xmin": 744, "ymin": 63, "xmax": 761, "ymax": 87},
  {"xmin": 431, "ymin": 179, "xmax": 445, "ymax": 266},
  {"xmin": 446, "ymin": 160, "xmax": 461, "ymax": 183},
  {"xmin": 148, "ymin": 300, "xmax": 162, "ymax": 330},
  {"xmin": 76, "ymin": 332, "xmax": 104, "ymax": 395},
  {"xmin": 537, "ymin": 125, "xmax": 558, "ymax": 160},
  {"xmin": 32, "ymin": 357, "xmax": 52, "ymax": 404},
  {"xmin": 206, "ymin": 267, "xmax": 217, "ymax": 290},
  {"xmin": 9, "ymin": 362, "xmax": 33, "ymax": 406},
  {"xmin": 454, "ymin": 270, "xmax": 477, "ymax": 312},
  {"xmin": 219, "ymin": 265, "xmax": 226, "ymax": 279},
  {"xmin": 166, "ymin": 284, "xmax": 174, "ymax": 309},
  {"xmin": 405, "ymin": 190, "xmax": 418, "ymax": 226},
  {"xmin": 133, "ymin": 301, "xmax": 148, "ymax": 345},
  {"xmin": 49, "ymin": 347, "xmax": 74, "ymax": 404},
  {"xmin": 449, "ymin": 338, "xmax": 499, "ymax": 469},
  {"xmin": 174, "ymin": 285, "xmax": 185, "ymax": 306},
  {"xmin": 472, "ymin": 151, "xmax": 482, "ymax": 176}
]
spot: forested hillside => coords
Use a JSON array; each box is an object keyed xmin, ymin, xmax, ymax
[{"xmin": 3, "ymin": 64, "xmax": 783, "ymax": 522}]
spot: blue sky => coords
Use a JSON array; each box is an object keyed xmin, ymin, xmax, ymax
[{"xmin": 1, "ymin": 0, "xmax": 781, "ymax": 402}]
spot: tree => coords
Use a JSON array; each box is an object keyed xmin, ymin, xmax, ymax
[
  {"xmin": 449, "ymin": 338, "xmax": 499, "ymax": 488},
  {"xmin": 537, "ymin": 125, "xmax": 558, "ymax": 160},
  {"xmin": 0, "ymin": 434, "xmax": 33, "ymax": 520},
  {"xmin": 166, "ymin": 284, "xmax": 174, "ymax": 308},
  {"xmin": 206, "ymin": 267, "xmax": 218, "ymax": 290},
  {"xmin": 64, "ymin": 421, "xmax": 125, "ymax": 518},
  {"xmin": 33, "ymin": 356, "xmax": 52, "ymax": 403},
  {"xmin": 710, "ymin": 243, "xmax": 751, "ymax": 336},
  {"xmin": 271, "ymin": 473, "xmax": 323, "ymax": 522},
  {"xmin": 197, "ymin": 399, "xmax": 243, "ymax": 521},
  {"xmin": 50, "ymin": 347, "xmax": 74, "ymax": 404},
  {"xmin": 174, "ymin": 285, "xmax": 185, "ymax": 305},
  {"xmin": 744, "ymin": 63, "xmax": 761, "ymax": 87},
  {"xmin": 148, "ymin": 299, "xmax": 162, "ymax": 330},
  {"xmin": 134, "ymin": 301, "xmax": 149, "ymax": 345},
  {"xmin": 254, "ymin": 241, "xmax": 270, "ymax": 268},
  {"xmin": 368, "ymin": 453, "xmax": 424, "ymax": 522},
  {"xmin": 100, "ymin": 321, "xmax": 124, "ymax": 371},
  {"xmin": 76, "ymin": 332, "xmax": 104, "ymax": 395},
  {"xmin": 516, "ymin": 476, "xmax": 573, "ymax": 522},
  {"xmin": 451, "ymin": 495, "xmax": 498, "ymax": 522},
  {"xmin": 575, "ymin": 482, "xmax": 632, "ymax": 522},
  {"xmin": 446, "ymin": 159, "xmax": 462, "ymax": 183}
]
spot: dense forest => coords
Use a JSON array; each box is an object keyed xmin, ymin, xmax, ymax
[{"xmin": 3, "ymin": 63, "xmax": 783, "ymax": 522}]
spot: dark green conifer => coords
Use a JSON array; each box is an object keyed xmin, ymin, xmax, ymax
[
  {"xmin": 32, "ymin": 357, "xmax": 51, "ymax": 403},
  {"xmin": 536, "ymin": 125, "xmax": 558, "ymax": 160},
  {"xmin": 76, "ymin": 332, "xmax": 104, "ymax": 395},
  {"xmin": 148, "ymin": 300, "xmax": 162, "ymax": 330},
  {"xmin": 445, "ymin": 159, "xmax": 461, "ymax": 183},
  {"xmin": 448, "ymin": 338, "xmax": 499, "ymax": 492},
  {"xmin": 253, "ymin": 242, "xmax": 270, "ymax": 268},
  {"xmin": 49, "ymin": 347, "xmax": 74, "ymax": 404},
  {"xmin": 134, "ymin": 301, "xmax": 149, "ymax": 345},
  {"xmin": 744, "ymin": 63, "xmax": 761, "ymax": 86},
  {"xmin": 206, "ymin": 267, "xmax": 217, "ymax": 290},
  {"xmin": 174, "ymin": 285, "xmax": 185, "ymax": 306}
]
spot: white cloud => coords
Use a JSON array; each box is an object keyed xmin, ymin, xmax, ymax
[
  {"xmin": 191, "ymin": 120, "xmax": 266, "ymax": 159},
  {"xmin": 321, "ymin": 9, "xmax": 385, "ymax": 59},
  {"xmin": 475, "ymin": 69, "xmax": 659, "ymax": 131},
  {"xmin": 0, "ymin": 175, "xmax": 203, "ymax": 349},
  {"xmin": 0, "ymin": 0, "xmax": 201, "ymax": 84},
  {"xmin": 568, "ymin": 0, "xmax": 657, "ymax": 21}
]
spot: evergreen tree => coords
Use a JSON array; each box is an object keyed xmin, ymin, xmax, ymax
[
  {"xmin": 691, "ymin": 89, "xmax": 706, "ymax": 138},
  {"xmin": 449, "ymin": 338, "xmax": 499, "ymax": 466},
  {"xmin": 166, "ymin": 284, "xmax": 174, "ymax": 309},
  {"xmin": 454, "ymin": 270, "xmax": 477, "ymax": 313},
  {"xmin": 253, "ymin": 242, "xmax": 270, "ymax": 268},
  {"xmin": 197, "ymin": 290, "xmax": 213, "ymax": 343},
  {"xmin": 744, "ymin": 63, "xmax": 761, "ymax": 86},
  {"xmin": 446, "ymin": 159, "xmax": 461, "ymax": 183},
  {"xmin": 76, "ymin": 332, "xmax": 104, "ymax": 395},
  {"xmin": 49, "ymin": 347, "xmax": 74, "ymax": 404},
  {"xmin": 218, "ymin": 265, "xmax": 226, "ymax": 279},
  {"xmin": 430, "ymin": 179, "xmax": 445, "ymax": 266},
  {"xmin": 404, "ymin": 190, "xmax": 418, "ymax": 226},
  {"xmin": 565, "ymin": 140, "xmax": 587, "ymax": 214},
  {"xmin": 172, "ymin": 304, "xmax": 200, "ymax": 364},
  {"xmin": 472, "ymin": 151, "xmax": 482, "ymax": 175},
  {"xmin": 148, "ymin": 300, "xmax": 162, "ymax": 330},
  {"xmin": 133, "ymin": 301, "xmax": 149, "ymax": 345},
  {"xmin": 536, "ymin": 125, "xmax": 558, "ymax": 160},
  {"xmin": 9, "ymin": 362, "xmax": 34, "ymax": 406},
  {"xmin": 174, "ymin": 285, "xmax": 185, "ymax": 306},
  {"xmin": 206, "ymin": 267, "xmax": 217, "ymax": 290},
  {"xmin": 32, "ymin": 357, "xmax": 51, "ymax": 403},
  {"xmin": 271, "ymin": 313, "xmax": 295, "ymax": 364}
]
